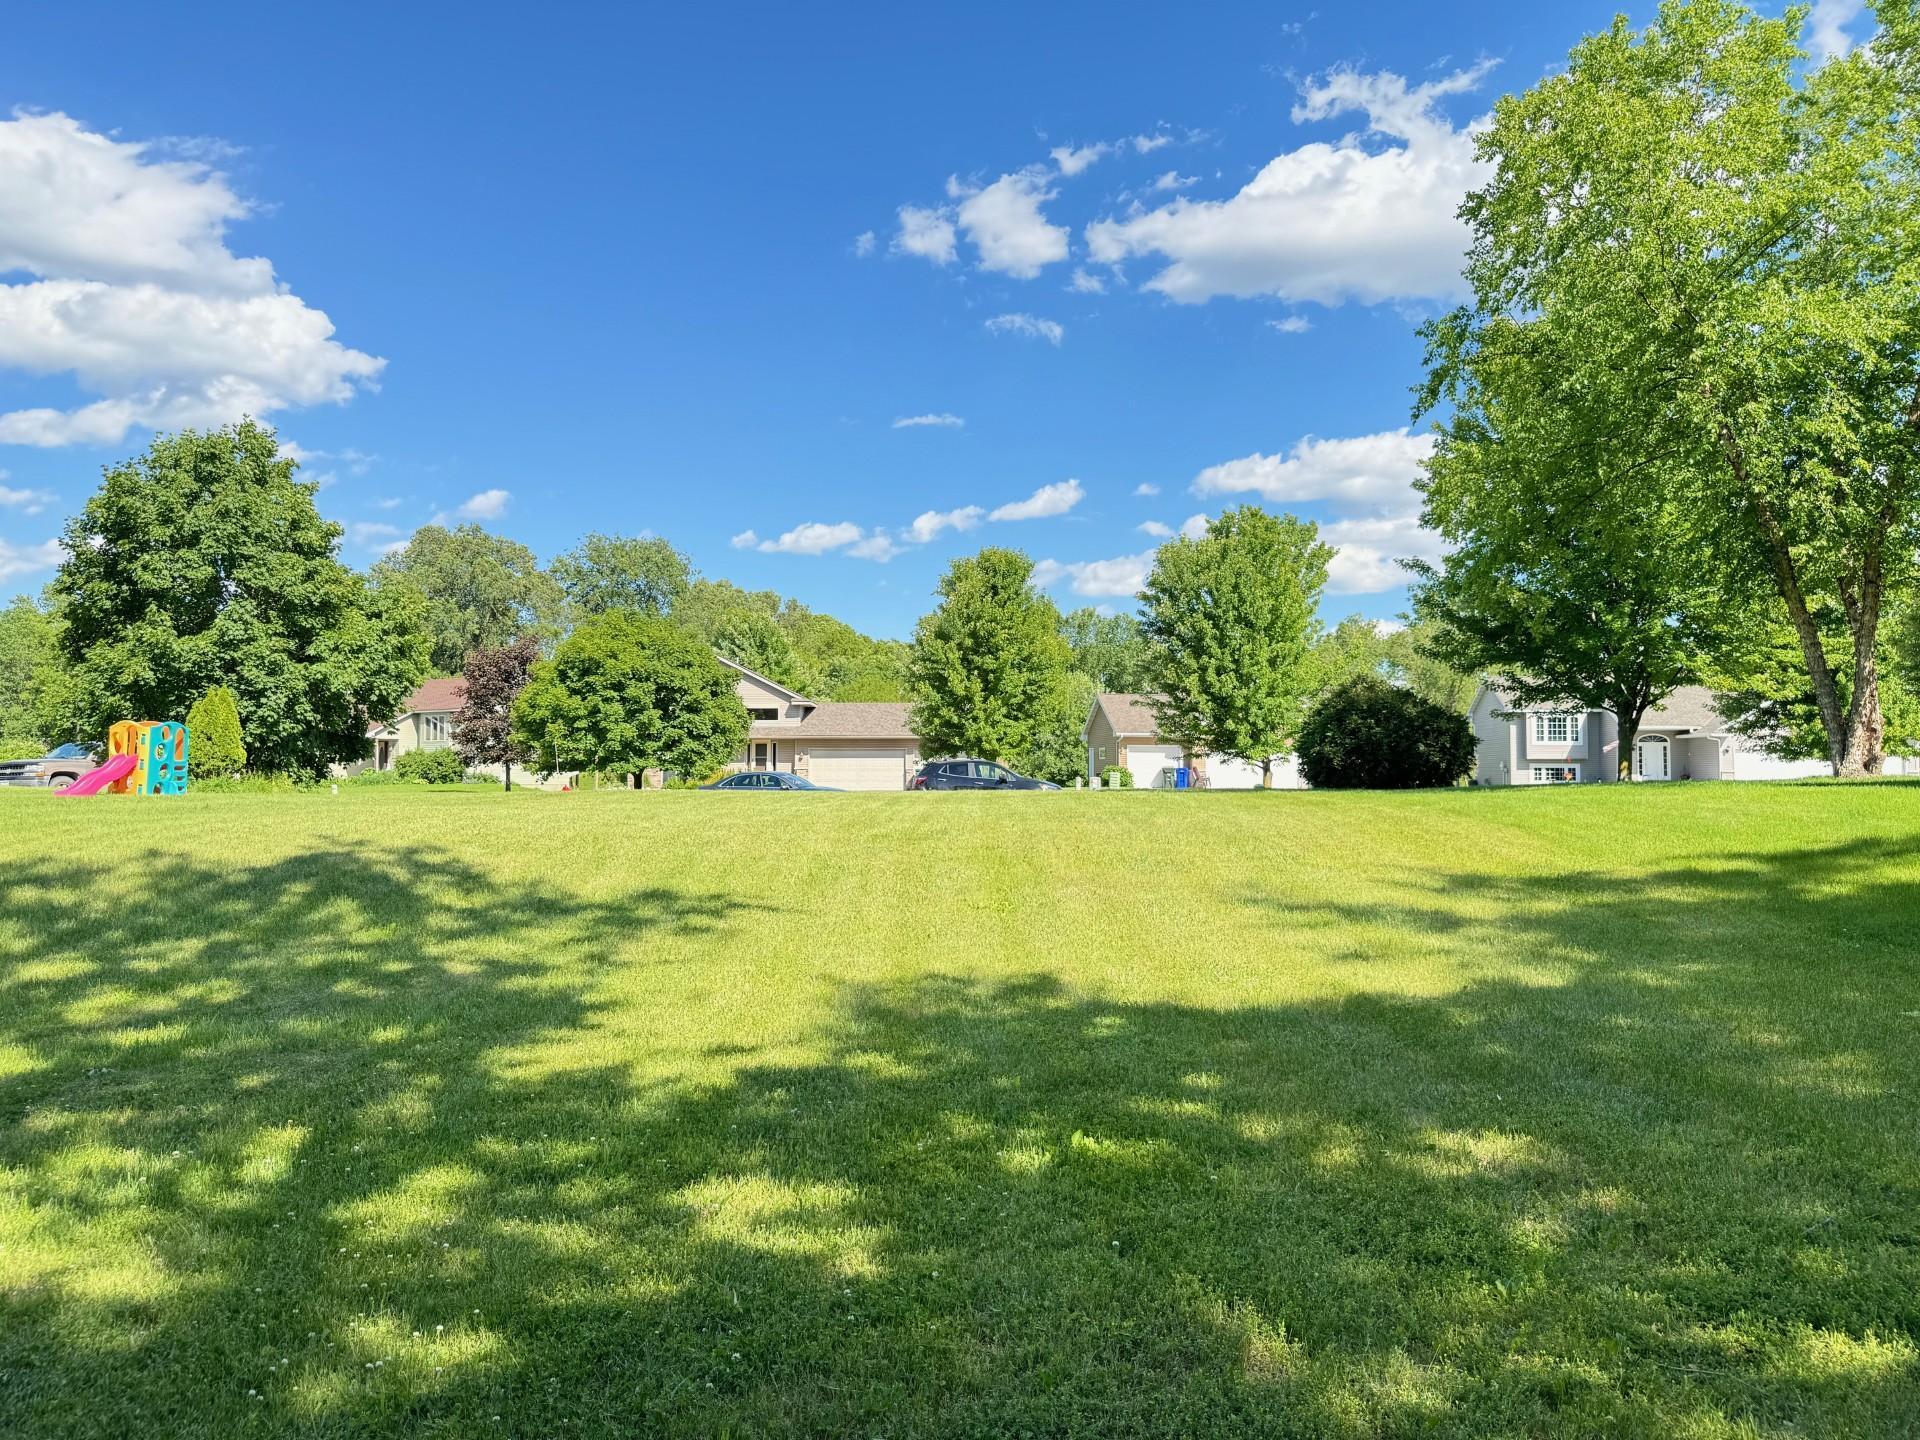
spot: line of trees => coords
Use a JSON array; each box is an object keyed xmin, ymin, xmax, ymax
[
  {"xmin": 905, "ymin": 509, "xmax": 1477, "ymax": 787},
  {"xmin": 1410, "ymin": 0, "xmax": 1920, "ymax": 779}
]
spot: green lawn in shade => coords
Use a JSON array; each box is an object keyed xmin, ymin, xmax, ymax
[{"xmin": 2, "ymin": 781, "xmax": 1916, "ymax": 1437}]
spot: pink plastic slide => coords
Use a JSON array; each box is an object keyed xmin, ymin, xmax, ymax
[{"xmin": 56, "ymin": 752, "xmax": 137, "ymax": 797}]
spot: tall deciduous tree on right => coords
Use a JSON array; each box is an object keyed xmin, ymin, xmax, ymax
[
  {"xmin": 453, "ymin": 635, "xmax": 541, "ymax": 790},
  {"xmin": 1138, "ymin": 506, "xmax": 1329, "ymax": 786},
  {"xmin": 1434, "ymin": 0, "xmax": 1920, "ymax": 776},
  {"xmin": 1410, "ymin": 313, "xmax": 1728, "ymax": 779},
  {"xmin": 907, "ymin": 548, "xmax": 1073, "ymax": 765}
]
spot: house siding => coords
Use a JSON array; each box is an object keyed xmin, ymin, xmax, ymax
[{"xmin": 1083, "ymin": 706, "xmax": 1128, "ymax": 782}]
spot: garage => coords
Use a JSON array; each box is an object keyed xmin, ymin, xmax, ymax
[
  {"xmin": 1125, "ymin": 743, "xmax": 1185, "ymax": 788},
  {"xmin": 806, "ymin": 746, "xmax": 911, "ymax": 791}
]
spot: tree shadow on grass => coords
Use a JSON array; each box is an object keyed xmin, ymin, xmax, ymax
[{"xmin": 3, "ymin": 838, "xmax": 1917, "ymax": 1437}]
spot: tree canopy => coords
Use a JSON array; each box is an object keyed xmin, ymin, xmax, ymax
[
  {"xmin": 908, "ymin": 548, "xmax": 1073, "ymax": 764},
  {"xmin": 0, "ymin": 595, "xmax": 58, "ymax": 744},
  {"xmin": 551, "ymin": 532, "xmax": 692, "ymax": 617},
  {"xmin": 1062, "ymin": 608, "xmax": 1155, "ymax": 693},
  {"xmin": 1435, "ymin": 0, "xmax": 1920, "ymax": 774},
  {"xmin": 374, "ymin": 523, "xmax": 567, "ymax": 675},
  {"xmin": 49, "ymin": 421, "xmax": 429, "ymax": 777},
  {"xmin": 513, "ymin": 611, "xmax": 748, "ymax": 779},
  {"xmin": 1138, "ymin": 506, "xmax": 1329, "ymax": 785}
]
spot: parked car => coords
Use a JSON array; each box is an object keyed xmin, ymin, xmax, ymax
[
  {"xmin": 700, "ymin": 771, "xmax": 842, "ymax": 792},
  {"xmin": 910, "ymin": 758, "xmax": 1059, "ymax": 791},
  {"xmin": 0, "ymin": 742, "xmax": 98, "ymax": 789}
]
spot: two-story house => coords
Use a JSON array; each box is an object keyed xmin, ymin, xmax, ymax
[
  {"xmin": 721, "ymin": 657, "xmax": 922, "ymax": 790},
  {"xmin": 1467, "ymin": 683, "xmax": 1837, "ymax": 784}
]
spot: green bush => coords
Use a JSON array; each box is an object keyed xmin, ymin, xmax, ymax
[
  {"xmin": 395, "ymin": 748, "xmax": 469, "ymax": 784},
  {"xmin": 0, "ymin": 737, "xmax": 44, "ymax": 762},
  {"xmin": 1100, "ymin": 766, "xmax": 1134, "ymax": 789},
  {"xmin": 1297, "ymin": 676, "xmax": 1476, "ymax": 790},
  {"xmin": 185, "ymin": 686, "xmax": 247, "ymax": 779}
]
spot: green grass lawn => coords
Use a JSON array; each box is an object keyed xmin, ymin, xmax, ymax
[{"xmin": 2, "ymin": 782, "xmax": 1917, "ymax": 1438}]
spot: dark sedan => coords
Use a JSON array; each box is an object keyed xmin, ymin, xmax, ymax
[
  {"xmin": 701, "ymin": 771, "xmax": 842, "ymax": 792},
  {"xmin": 910, "ymin": 759, "xmax": 1059, "ymax": 791}
]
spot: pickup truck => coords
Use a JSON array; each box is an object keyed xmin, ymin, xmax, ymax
[{"xmin": 0, "ymin": 743, "xmax": 98, "ymax": 789}]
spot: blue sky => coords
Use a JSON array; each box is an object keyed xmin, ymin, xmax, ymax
[{"xmin": 0, "ymin": 1, "xmax": 1870, "ymax": 638}]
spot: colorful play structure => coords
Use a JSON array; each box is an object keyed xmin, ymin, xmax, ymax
[{"xmin": 57, "ymin": 721, "xmax": 191, "ymax": 797}]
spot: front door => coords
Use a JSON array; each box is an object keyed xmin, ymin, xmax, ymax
[
  {"xmin": 1634, "ymin": 735, "xmax": 1671, "ymax": 781},
  {"xmin": 751, "ymin": 741, "xmax": 776, "ymax": 770}
]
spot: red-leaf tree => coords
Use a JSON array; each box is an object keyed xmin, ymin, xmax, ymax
[{"xmin": 453, "ymin": 635, "xmax": 540, "ymax": 790}]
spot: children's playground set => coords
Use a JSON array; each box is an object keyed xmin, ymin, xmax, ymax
[{"xmin": 57, "ymin": 721, "xmax": 191, "ymax": 797}]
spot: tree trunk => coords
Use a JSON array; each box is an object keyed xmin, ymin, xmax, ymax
[
  {"xmin": 504, "ymin": 760, "xmax": 513, "ymax": 792},
  {"xmin": 1617, "ymin": 718, "xmax": 1637, "ymax": 783},
  {"xmin": 1260, "ymin": 755, "xmax": 1272, "ymax": 789},
  {"xmin": 1716, "ymin": 424, "xmax": 1850, "ymax": 772},
  {"xmin": 1838, "ymin": 572, "xmax": 1885, "ymax": 778}
]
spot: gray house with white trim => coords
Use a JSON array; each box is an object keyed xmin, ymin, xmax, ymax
[{"xmin": 1468, "ymin": 683, "xmax": 1841, "ymax": 784}]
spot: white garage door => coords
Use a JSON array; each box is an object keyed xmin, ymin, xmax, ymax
[
  {"xmin": 1125, "ymin": 744, "xmax": 1185, "ymax": 788},
  {"xmin": 808, "ymin": 748, "xmax": 909, "ymax": 791}
]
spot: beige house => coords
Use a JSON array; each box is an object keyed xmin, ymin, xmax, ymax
[
  {"xmin": 1081, "ymin": 692, "xmax": 1304, "ymax": 789},
  {"xmin": 1466, "ymin": 683, "xmax": 1870, "ymax": 784},
  {"xmin": 721, "ymin": 658, "xmax": 921, "ymax": 790},
  {"xmin": 364, "ymin": 677, "xmax": 467, "ymax": 773}
]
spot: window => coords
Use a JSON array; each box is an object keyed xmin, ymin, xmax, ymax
[
  {"xmin": 423, "ymin": 714, "xmax": 449, "ymax": 744},
  {"xmin": 748, "ymin": 707, "xmax": 778, "ymax": 721},
  {"xmin": 973, "ymin": 762, "xmax": 1009, "ymax": 781},
  {"xmin": 1097, "ymin": 746, "xmax": 1107, "ymax": 763},
  {"xmin": 1531, "ymin": 712, "xmax": 1584, "ymax": 744},
  {"xmin": 1530, "ymin": 764, "xmax": 1580, "ymax": 784}
]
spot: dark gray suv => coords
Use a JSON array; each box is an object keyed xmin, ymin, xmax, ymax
[{"xmin": 910, "ymin": 759, "xmax": 1058, "ymax": 791}]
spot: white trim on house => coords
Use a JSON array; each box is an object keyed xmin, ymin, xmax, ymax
[
  {"xmin": 1530, "ymin": 763, "xmax": 1581, "ymax": 784},
  {"xmin": 1531, "ymin": 712, "xmax": 1584, "ymax": 745}
]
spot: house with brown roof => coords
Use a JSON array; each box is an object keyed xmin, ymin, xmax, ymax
[
  {"xmin": 364, "ymin": 676, "xmax": 468, "ymax": 773},
  {"xmin": 1080, "ymin": 692, "xmax": 1304, "ymax": 789},
  {"xmin": 720, "ymin": 657, "xmax": 921, "ymax": 790},
  {"xmin": 1466, "ymin": 682, "xmax": 1860, "ymax": 784}
]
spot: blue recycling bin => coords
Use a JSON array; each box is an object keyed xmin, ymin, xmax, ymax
[{"xmin": 1174, "ymin": 766, "xmax": 1191, "ymax": 790}]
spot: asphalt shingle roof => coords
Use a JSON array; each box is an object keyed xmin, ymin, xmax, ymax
[
  {"xmin": 748, "ymin": 702, "xmax": 916, "ymax": 741},
  {"xmin": 1094, "ymin": 692, "xmax": 1162, "ymax": 737}
]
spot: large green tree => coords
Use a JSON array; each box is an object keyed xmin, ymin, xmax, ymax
[
  {"xmin": 50, "ymin": 421, "xmax": 430, "ymax": 777},
  {"xmin": 374, "ymin": 523, "xmax": 567, "ymax": 674},
  {"xmin": 1061, "ymin": 607, "xmax": 1155, "ymax": 692},
  {"xmin": 1410, "ymin": 314, "xmax": 1727, "ymax": 778},
  {"xmin": 0, "ymin": 595, "xmax": 59, "ymax": 743},
  {"xmin": 1309, "ymin": 617, "xmax": 1478, "ymax": 714},
  {"xmin": 1138, "ymin": 506, "xmax": 1329, "ymax": 786},
  {"xmin": 551, "ymin": 532, "xmax": 692, "ymax": 617},
  {"xmin": 1440, "ymin": 0, "xmax": 1920, "ymax": 775},
  {"xmin": 908, "ymin": 548, "xmax": 1073, "ymax": 762},
  {"xmin": 512, "ymin": 611, "xmax": 748, "ymax": 779}
]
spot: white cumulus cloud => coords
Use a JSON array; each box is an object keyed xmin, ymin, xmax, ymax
[
  {"xmin": 744, "ymin": 520, "xmax": 864, "ymax": 556},
  {"xmin": 1083, "ymin": 63, "xmax": 1493, "ymax": 306},
  {"xmin": 1133, "ymin": 482, "xmax": 1160, "ymax": 497},
  {"xmin": 1068, "ymin": 267, "xmax": 1108, "ymax": 294},
  {"xmin": 0, "ymin": 481, "xmax": 56, "ymax": 514},
  {"xmin": 852, "ymin": 230, "xmax": 877, "ymax": 257},
  {"xmin": 1137, "ymin": 520, "xmax": 1173, "ymax": 538},
  {"xmin": 950, "ymin": 169, "xmax": 1070, "ymax": 278},
  {"xmin": 990, "ymin": 478, "xmax": 1083, "ymax": 522},
  {"xmin": 893, "ymin": 205, "xmax": 957, "ymax": 265},
  {"xmin": 893, "ymin": 412, "xmax": 965, "ymax": 429},
  {"xmin": 1050, "ymin": 141, "xmax": 1114, "ymax": 177},
  {"xmin": 908, "ymin": 506, "xmax": 985, "ymax": 543},
  {"xmin": 1193, "ymin": 428, "xmax": 1435, "ymax": 511},
  {"xmin": 1032, "ymin": 550, "xmax": 1155, "ymax": 598},
  {"xmin": 453, "ymin": 488, "xmax": 511, "ymax": 521},
  {"xmin": 0, "ymin": 110, "xmax": 384, "ymax": 447},
  {"xmin": 1321, "ymin": 514, "xmax": 1444, "ymax": 594},
  {"xmin": 1807, "ymin": 0, "xmax": 1866, "ymax": 64},
  {"xmin": 0, "ymin": 536, "xmax": 64, "ymax": 584},
  {"xmin": 984, "ymin": 312, "xmax": 1064, "ymax": 345}
]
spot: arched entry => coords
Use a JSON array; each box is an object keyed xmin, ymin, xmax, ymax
[{"xmin": 1634, "ymin": 734, "xmax": 1671, "ymax": 781}]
